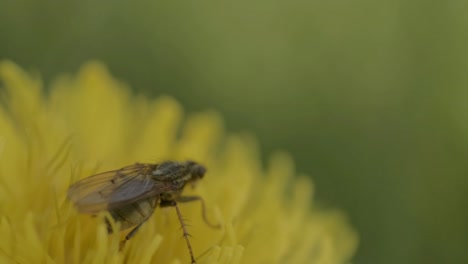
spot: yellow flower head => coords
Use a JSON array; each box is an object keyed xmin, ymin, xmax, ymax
[{"xmin": 0, "ymin": 61, "xmax": 357, "ymax": 264}]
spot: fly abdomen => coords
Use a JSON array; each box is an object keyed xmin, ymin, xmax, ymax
[{"xmin": 108, "ymin": 196, "xmax": 158, "ymax": 231}]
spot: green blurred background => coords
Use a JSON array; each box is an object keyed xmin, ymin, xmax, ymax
[{"xmin": 1, "ymin": 0, "xmax": 467, "ymax": 263}]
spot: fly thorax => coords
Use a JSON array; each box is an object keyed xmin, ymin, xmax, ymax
[{"xmin": 152, "ymin": 162, "xmax": 188, "ymax": 181}]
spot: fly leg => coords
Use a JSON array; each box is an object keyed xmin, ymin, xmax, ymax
[
  {"xmin": 105, "ymin": 217, "xmax": 114, "ymax": 234},
  {"xmin": 126, "ymin": 221, "xmax": 146, "ymax": 240},
  {"xmin": 119, "ymin": 221, "xmax": 146, "ymax": 251},
  {"xmin": 161, "ymin": 200, "xmax": 197, "ymax": 264},
  {"xmin": 177, "ymin": 195, "xmax": 221, "ymax": 228}
]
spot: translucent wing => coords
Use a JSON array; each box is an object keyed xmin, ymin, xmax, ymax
[{"xmin": 67, "ymin": 163, "xmax": 174, "ymax": 214}]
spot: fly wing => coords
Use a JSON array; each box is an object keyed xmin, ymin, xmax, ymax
[{"xmin": 67, "ymin": 163, "xmax": 174, "ymax": 214}]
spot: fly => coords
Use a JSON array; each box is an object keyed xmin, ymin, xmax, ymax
[{"xmin": 67, "ymin": 160, "xmax": 219, "ymax": 264}]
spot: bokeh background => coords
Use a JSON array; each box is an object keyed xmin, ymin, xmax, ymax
[{"xmin": 1, "ymin": 1, "xmax": 467, "ymax": 263}]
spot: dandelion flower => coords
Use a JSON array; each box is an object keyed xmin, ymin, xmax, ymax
[{"xmin": 0, "ymin": 61, "xmax": 358, "ymax": 264}]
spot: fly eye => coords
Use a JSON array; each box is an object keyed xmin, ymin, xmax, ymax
[{"xmin": 196, "ymin": 166, "xmax": 206, "ymax": 178}]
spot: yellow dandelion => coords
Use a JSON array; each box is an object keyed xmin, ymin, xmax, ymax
[{"xmin": 0, "ymin": 61, "xmax": 358, "ymax": 264}]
